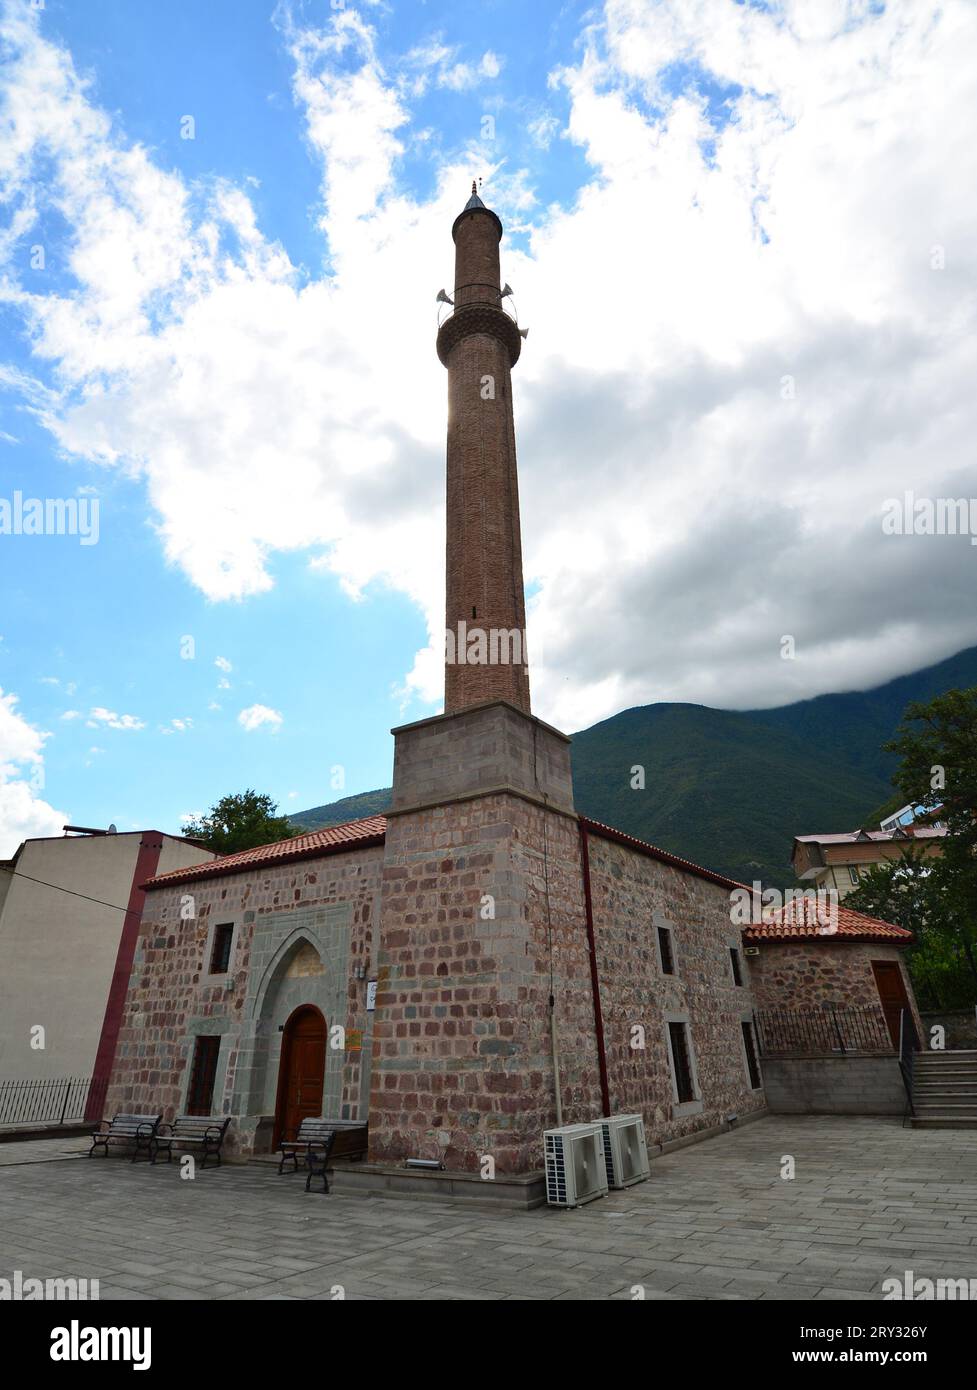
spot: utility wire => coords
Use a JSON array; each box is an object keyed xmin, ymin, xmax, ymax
[{"xmin": 0, "ymin": 865, "xmax": 135, "ymax": 915}]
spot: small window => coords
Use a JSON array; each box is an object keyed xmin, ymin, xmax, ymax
[
  {"xmin": 668, "ymin": 1021, "xmax": 695, "ymax": 1103},
  {"xmin": 729, "ymin": 947, "xmax": 743, "ymax": 986},
  {"xmin": 657, "ymin": 925, "xmax": 675, "ymax": 975},
  {"xmin": 848, "ymin": 865, "xmax": 860, "ymax": 885},
  {"xmin": 741, "ymin": 1020, "xmax": 762, "ymax": 1090},
  {"xmin": 209, "ymin": 923, "xmax": 234, "ymax": 974},
  {"xmin": 187, "ymin": 1036, "xmax": 220, "ymax": 1115}
]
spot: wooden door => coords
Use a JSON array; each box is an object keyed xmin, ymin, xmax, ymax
[
  {"xmin": 274, "ymin": 1006, "xmax": 326, "ymax": 1148},
  {"xmin": 871, "ymin": 960, "xmax": 915, "ymax": 1050}
]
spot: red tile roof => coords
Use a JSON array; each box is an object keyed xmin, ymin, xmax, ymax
[
  {"xmin": 141, "ymin": 809, "xmax": 911, "ymax": 945},
  {"xmin": 143, "ymin": 815, "xmax": 387, "ymax": 889},
  {"xmin": 744, "ymin": 899, "xmax": 913, "ymax": 944}
]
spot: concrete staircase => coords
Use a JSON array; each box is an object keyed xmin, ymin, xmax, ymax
[{"xmin": 911, "ymin": 1051, "xmax": 977, "ymax": 1129}]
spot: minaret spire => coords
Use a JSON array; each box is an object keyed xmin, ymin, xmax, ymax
[{"xmin": 436, "ymin": 187, "xmax": 531, "ymax": 714}]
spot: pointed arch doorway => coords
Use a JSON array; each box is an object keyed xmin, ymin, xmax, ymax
[{"xmin": 273, "ymin": 1005, "xmax": 326, "ymax": 1148}]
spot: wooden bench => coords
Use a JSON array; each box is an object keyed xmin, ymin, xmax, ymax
[
  {"xmin": 150, "ymin": 1115, "xmax": 231, "ymax": 1169},
  {"xmin": 278, "ymin": 1117, "xmax": 367, "ymax": 1173},
  {"xmin": 277, "ymin": 1118, "xmax": 337, "ymax": 1181},
  {"xmin": 89, "ymin": 1113, "xmax": 161, "ymax": 1162}
]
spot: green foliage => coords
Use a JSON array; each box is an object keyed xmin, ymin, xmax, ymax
[
  {"xmin": 844, "ymin": 848, "xmax": 970, "ymax": 1010},
  {"xmin": 182, "ymin": 789, "xmax": 296, "ymax": 855},
  {"xmin": 844, "ymin": 846, "xmax": 938, "ymax": 940},
  {"xmin": 878, "ymin": 685, "xmax": 977, "ymax": 1008}
]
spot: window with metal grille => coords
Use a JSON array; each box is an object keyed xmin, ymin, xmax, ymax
[
  {"xmin": 187, "ymin": 1036, "xmax": 220, "ymax": 1115},
  {"xmin": 848, "ymin": 865, "xmax": 860, "ymax": 885},
  {"xmin": 657, "ymin": 925, "xmax": 675, "ymax": 975},
  {"xmin": 741, "ymin": 1020, "xmax": 762, "ymax": 1090},
  {"xmin": 209, "ymin": 923, "xmax": 234, "ymax": 974},
  {"xmin": 668, "ymin": 1021, "xmax": 695, "ymax": 1103},
  {"xmin": 729, "ymin": 946, "xmax": 743, "ymax": 986}
]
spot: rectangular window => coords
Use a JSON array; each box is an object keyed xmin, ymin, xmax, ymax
[
  {"xmin": 668, "ymin": 1021, "xmax": 695, "ymax": 1103},
  {"xmin": 741, "ymin": 1021, "xmax": 762, "ymax": 1090},
  {"xmin": 187, "ymin": 1036, "xmax": 220, "ymax": 1115},
  {"xmin": 209, "ymin": 923, "xmax": 234, "ymax": 974},
  {"xmin": 848, "ymin": 865, "xmax": 860, "ymax": 885},
  {"xmin": 657, "ymin": 926, "xmax": 675, "ymax": 975},
  {"xmin": 729, "ymin": 947, "xmax": 743, "ymax": 986}
]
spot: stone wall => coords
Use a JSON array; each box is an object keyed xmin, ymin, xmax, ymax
[
  {"xmin": 761, "ymin": 1056, "xmax": 907, "ymax": 1114},
  {"xmin": 747, "ymin": 940, "xmax": 923, "ymax": 1045},
  {"xmin": 368, "ymin": 792, "xmax": 602, "ymax": 1174},
  {"xmin": 586, "ymin": 831, "xmax": 767, "ymax": 1146},
  {"xmin": 919, "ymin": 1009, "xmax": 977, "ymax": 1050},
  {"xmin": 103, "ymin": 846, "xmax": 382, "ymax": 1158}
]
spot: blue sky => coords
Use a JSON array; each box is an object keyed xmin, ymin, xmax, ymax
[{"xmin": 1, "ymin": 0, "xmax": 975, "ymax": 852}]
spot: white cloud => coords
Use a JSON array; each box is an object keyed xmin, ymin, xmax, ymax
[
  {"xmin": 160, "ymin": 718, "xmax": 192, "ymax": 735},
  {"xmin": 86, "ymin": 707, "xmax": 145, "ymax": 731},
  {"xmin": 1, "ymin": 0, "xmax": 975, "ymax": 735},
  {"xmin": 214, "ymin": 656, "xmax": 232, "ymax": 673},
  {"xmin": 60, "ymin": 709, "xmax": 81, "ymax": 721},
  {"xmin": 238, "ymin": 703, "xmax": 283, "ymax": 732},
  {"xmin": 0, "ymin": 687, "xmax": 67, "ymax": 854}
]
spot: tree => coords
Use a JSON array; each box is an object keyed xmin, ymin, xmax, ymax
[
  {"xmin": 182, "ymin": 790, "xmax": 295, "ymax": 856},
  {"xmin": 845, "ymin": 847, "xmax": 969, "ymax": 1010},
  {"xmin": 855, "ymin": 686, "xmax": 977, "ymax": 1007}
]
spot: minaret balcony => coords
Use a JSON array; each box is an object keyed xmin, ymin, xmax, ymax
[{"xmin": 436, "ymin": 299, "xmax": 523, "ymax": 368}]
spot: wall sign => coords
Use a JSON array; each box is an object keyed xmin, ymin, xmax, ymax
[{"xmin": 366, "ymin": 979, "xmax": 377, "ymax": 1012}]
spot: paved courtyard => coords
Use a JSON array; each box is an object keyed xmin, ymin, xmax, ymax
[{"xmin": 0, "ymin": 1116, "xmax": 975, "ymax": 1300}]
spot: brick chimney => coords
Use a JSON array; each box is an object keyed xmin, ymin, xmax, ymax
[{"xmin": 436, "ymin": 184, "xmax": 531, "ymax": 715}]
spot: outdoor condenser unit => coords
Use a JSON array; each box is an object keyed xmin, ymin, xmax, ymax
[
  {"xmin": 598, "ymin": 1114, "xmax": 650, "ymax": 1189},
  {"xmin": 543, "ymin": 1123, "xmax": 608, "ymax": 1208}
]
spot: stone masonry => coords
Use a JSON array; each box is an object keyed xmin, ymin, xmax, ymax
[
  {"xmin": 103, "ymin": 845, "xmax": 381, "ymax": 1158},
  {"xmin": 748, "ymin": 940, "xmax": 923, "ymax": 1045}
]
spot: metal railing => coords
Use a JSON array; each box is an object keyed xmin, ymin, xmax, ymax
[
  {"xmin": 753, "ymin": 1005, "xmax": 894, "ymax": 1056},
  {"xmin": 899, "ymin": 1008, "xmax": 916, "ymax": 1121},
  {"xmin": 0, "ymin": 1075, "xmax": 108, "ymax": 1127}
]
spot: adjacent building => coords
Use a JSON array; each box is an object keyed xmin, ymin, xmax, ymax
[
  {"xmin": 0, "ymin": 827, "xmax": 214, "ymax": 1091},
  {"xmin": 792, "ymin": 823, "xmax": 946, "ymax": 898}
]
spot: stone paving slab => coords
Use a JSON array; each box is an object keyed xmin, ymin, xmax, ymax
[{"xmin": 0, "ymin": 1116, "xmax": 974, "ymax": 1300}]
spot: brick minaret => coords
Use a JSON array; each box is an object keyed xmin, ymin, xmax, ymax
[
  {"xmin": 437, "ymin": 184, "xmax": 531, "ymax": 715},
  {"xmin": 368, "ymin": 190, "xmax": 598, "ymax": 1181}
]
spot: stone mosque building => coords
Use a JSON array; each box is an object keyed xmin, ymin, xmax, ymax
[{"xmin": 103, "ymin": 189, "xmax": 920, "ymax": 1193}]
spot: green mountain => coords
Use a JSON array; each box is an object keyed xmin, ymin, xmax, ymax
[{"xmin": 290, "ymin": 644, "xmax": 977, "ymax": 886}]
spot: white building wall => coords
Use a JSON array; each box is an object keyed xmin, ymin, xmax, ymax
[{"xmin": 0, "ymin": 832, "xmax": 212, "ymax": 1083}]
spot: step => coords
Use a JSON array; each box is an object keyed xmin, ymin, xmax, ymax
[
  {"xmin": 911, "ymin": 1084, "xmax": 977, "ymax": 1095},
  {"xmin": 912, "ymin": 1117, "xmax": 977, "ymax": 1129},
  {"xmin": 911, "ymin": 1100, "xmax": 977, "ymax": 1112}
]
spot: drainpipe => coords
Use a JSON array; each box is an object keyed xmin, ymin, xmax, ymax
[
  {"xmin": 578, "ymin": 821, "xmax": 611, "ymax": 1117},
  {"xmin": 549, "ymin": 997, "xmax": 563, "ymax": 1128}
]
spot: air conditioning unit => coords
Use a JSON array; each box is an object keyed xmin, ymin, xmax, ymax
[
  {"xmin": 599, "ymin": 1114, "xmax": 650, "ymax": 1188},
  {"xmin": 543, "ymin": 1123, "xmax": 608, "ymax": 1208}
]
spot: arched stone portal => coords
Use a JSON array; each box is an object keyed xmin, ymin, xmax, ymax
[{"xmin": 229, "ymin": 907, "xmax": 354, "ymax": 1155}]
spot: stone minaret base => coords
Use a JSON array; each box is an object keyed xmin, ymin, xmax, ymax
[{"xmin": 367, "ymin": 701, "xmax": 603, "ymax": 1174}]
